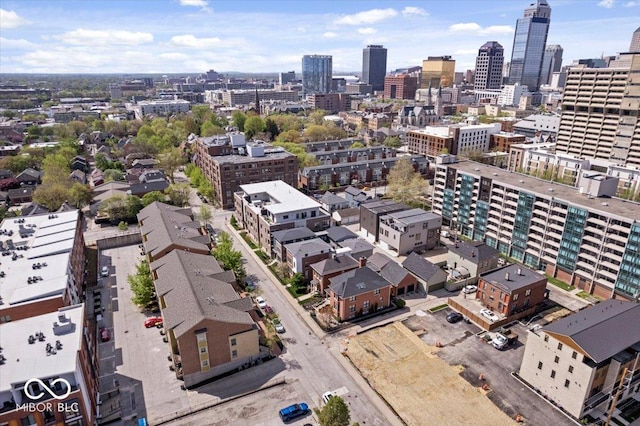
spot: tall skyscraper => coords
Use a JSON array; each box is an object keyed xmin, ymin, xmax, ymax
[
  {"xmin": 301, "ymin": 55, "xmax": 332, "ymax": 95},
  {"xmin": 421, "ymin": 56, "xmax": 456, "ymax": 89},
  {"xmin": 508, "ymin": 0, "xmax": 551, "ymax": 91},
  {"xmin": 630, "ymin": 27, "xmax": 640, "ymax": 52},
  {"xmin": 474, "ymin": 41, "xmax": 504, "ymax": 90},
  {"xmin": 279, "ymin": 71, "xmax": 296, "ymax": 85},
  {"xmin": 362, "ymin": 45, "xmax": 388, "ymax": 92},
  {"xmin": 540, "ymin": 44, "xmax": 563, "ymax": 86}
]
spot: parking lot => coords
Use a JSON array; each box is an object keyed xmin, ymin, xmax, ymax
[{"xmin": 404, "ymin": 308, "xmax": 575, "ymax": 426}]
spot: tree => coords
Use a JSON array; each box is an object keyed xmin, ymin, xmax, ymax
[
  {"xmin": 232, "ymin": 111, "xmax": 247, "ymax": 132},
  {"xmin": 212, "ymin": 232, "xmax": 245, "ymax": 279},
  {"xmin": 264, "ymin": 118, "xmax": 279, "ymax": 139},
  {"xmin": 350, "ymin": 142, "xmax": 364, "ymax": 149},
  {"xmin": 141, "ymin": 191, "xmax": 166, "ymax": 206},
  {"xmin": 103, "ymin": 169, "xmax": 124, "ymax": 182},
  {"xmin": 68, "ymin": 183, "xmax": 93, "ymax": 208},
  {"xmin": 33, "ymin": 183, "xmax": 69, "ymax": 211},
  {"xmin": 383, "ymin": 136, "xmax": 401, "ymax": 148},
  {"xmin": 303, "ymin": 125, "xmax": 329, "ymax": 142},
  {"xmin": 100, "ymin": 195, "xmax": 129, "ymax": 222},
  {"xmin": 201, "ymin": 121, "xmax": 225, "ymax": 137},
  {"xmin": 244, "ymin": 116, "xmax": 265, "ymax": 140},
  {"xmin": 386, "ymin": 157, "xmax": 429, "ymax": 205},
  {"xmin": 276, "ymin": 129, "xmax": 302, "ymax": 144},
  {"xmin": 199, "ymin": 204, "xmax": 212, "ymax": 225},
  {"xmin": 126, "ymin": 195, "xmax": 143, "ymax": 218},
  {"xmin": 157, "ymin": 148, "xmax": 185, "ymax": 184},
  {"xmin": 317, "ymin": 396, "xmax": 350, "ymax": 426},
  {"xmin": 290, "ymin": 272, "xmax": 305, "ymax": 288},
  {"xmin": 309, "ymin": 109, "xmax": 328, "ymax": 125},
  {"xmin": 166, "ymin": 183, "xmax": 191, "ymax": 207},
  {"xmin": 128, "ymin": 260, "xmax": 154, "ymax": 306}
]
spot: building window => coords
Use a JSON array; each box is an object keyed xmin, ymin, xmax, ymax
[
  {"xmin": 568, "ymin": 366, "xmax": 574, "ymax": 373},
  {"xmin": 200, "ymin": 347, "xmax": 207, "ymax": 353},
  {"xmin": 537, "ymin": 361, "xmax": 543, "ymax": 370},
  {"xmin": 558, "ymin": 343, "xmax": 563, "ymax": 350},
  {"xmin": 544, "ymin": 335, "xmax": 549, "ymax": 342},
  {"xmin": 231, "ymin": 338, "xmax": 237, "ymax": 346},
  {"xmin": 349, "ymin": 305, "xmax": 356, "ymax": 313},
  {"xmin": 551, "ymin": 370, "xmax": 556, "ymax": 379},
  {"xmin": 232, "ymin": 350, "xmax": 238, "ymax": 358},
  {"xmin": 554, "ymin": 356, "xmax": 559, "ymax": 363},
  {"xmin": 349, "ymin": 296, "xmax": 356, "ymax": 302},
  {"xmin": 201, "ymin": 360, "xmax": 208, "ymax": 367},
  {"xmin": 513, "ymin": 294, "xmax": 519, "ymax": 301},
  {"xmin": 525, "ymin": 289, "xmax": 531, "ymax": 296},
  {"xmin": 572, "ymin": 351, "xmax": 577, "ymax": 359},
  {"xmin": 564, "ymin": 379, "xmax": 570, "ymax": 388},
  {"xmin": 363, "ymin": 300, "xmax": 370, "ymax": 309},
  {"xmin": 374, "ymin": 289, "xmax": 380, "ymax": 295}
]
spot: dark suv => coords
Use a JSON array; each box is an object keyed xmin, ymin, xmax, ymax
[{"xmin": 279, "ymin": 403, "xmax": 309, "ymax": 422}]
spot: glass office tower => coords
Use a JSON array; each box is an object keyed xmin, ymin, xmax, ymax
[
  {"xmin": 508, "ymin": 0, "xmax": 551, "ymax": 91},
  {"xmin": 302, "ymin": 55, "xmax": 332, "ymax": 96},
  {"xmin": 362, "ymin": 45, "xmax": 388, "ymax": 92}
]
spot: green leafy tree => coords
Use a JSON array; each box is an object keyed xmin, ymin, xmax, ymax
[
  {"xmin": 290, "ymin": 272, "xmax": 305, "ymax": 287},
  {"xmin": 212, "ymin": 232, "xmax": 245, "ymax": 279},
  {"xmin": 141, "ymin": 191, "xmax": 166, "ymax": 206},
  {"xmin": 166, "ymin": 183, "xmax": 192, "ymax": 207},
  {"xmin": 68, "ymin": 183, "xmax": 93, "ymax": 208},
  {"xmin": 264, "ymin": 118, "xmax": 279, "ymax": 139},
  {"xmin": 386, "ymin": 157, "xmax": 429, "ymax": 205},
  {"xmin": 317, "ymin": 396, "xmax": 351, "ymax": 426},
  {"xmin": 100, "ymin": 195, "xmax": 128, "ymax": 222},
  {"xmin": 350, "ymin": 142, "xmax": 364, "ymax": 149},
  {"xmin": 232, "ymin": 111, "xmax": 247, "ymax": 132},
  {"xmin": 103, "ymin": 169, "xmax": 124, "ymax": 182},
  {"xmin": 276, "ymin": 129, "xmax": 302, "ymax": 144},
  {"xmin": 118, "ymin": 221, "xmax": 129, "ymax": 231},
  {"xmin": 201, "ymin": 121, "xmax": 225, "ymax": 137},
  {"xmin": 383, "ymin": 136, "xmax": 401, "ymax": 148},
  {"xmin": 309, "ymin": 109, "xmax": 328, "ymax": 125},
  {"xmin": 244, "ymin": 116, "xmax": 265, "ymax": 140},
  {"xmin": 157, "ymin": 147, "xmax": 185, "ymax": 184},
  {"xmin": 199, "ymin": 204, "xmax": 212, "ymax": 226},
  {"xmin": 128, "ymin": 260, "xmax": 154, "ymax": 306},
  {"xmin": 303, "ymin": 125, "xmax": 329, "ymax": 142},
  {"xmin": 126, "ymin": 195, "xmax": 143, "ymax": 218}
]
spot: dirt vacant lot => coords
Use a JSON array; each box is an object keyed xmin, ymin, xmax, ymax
[{"xmin": 345, "ymin": 322, "xmax": 515, "ymax": 426}]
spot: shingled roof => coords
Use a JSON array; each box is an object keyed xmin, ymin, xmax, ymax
[
  {"xmin": 329, "ymin": 267, "xmax": 391, "ymax": 299},
  {"xmin": 402, "ymin": 253, "xmax": 446, "ymax": 282},
  {"xmin": 310, "ymin": 254, "xmax": 359, "ymax": 275},
  {"xmin": 150, "ymin": 250, "xmax": 254, "ymax": 338}
]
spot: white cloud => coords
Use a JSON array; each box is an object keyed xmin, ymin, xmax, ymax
[
  {"xmin": 333, "ymin": 8, "xmax": 397, "ymax": 26},
  {"xmin": 449, "ymin": 22, "xmax": 482, "ymax": 32},
  {"xmin": 0, "ymin": 37, "xmax": 36, "ymax": 49},
  {"xmin": 323, "ymin": 32, "xmax": 338, "ymax": 38},
  {"xmin": 623, "ymin": 1, "xmax": 639, "ymax": 6},
  {"xmin": 358, "ymin": 27, "xmax": 377, "ymax": 35},
  {"xmin": 55, "ymin": 29, "xmax": 153, "ymax": 46},
  {"xmin": 159, "ymin": 52, "xmax": 189, "ymax": 61},
  {"xmin": 401, "ymin": 6, "xmax": 428, "ymax": 17},
  {"xmin": 454, "ymin": 49, "xmax": 477, "ymax": 55},
  {"xmin": 449, "ymin": 22, "xmax": 513, "ymax": 35},
  {"xmin": 0, "ymin": 9, "xmax": 30, "ymax": 29},
  {"xmin": 170, "ymin": 34, "xmax": 221, "ymax": 48},
  {"xmin": 598, "ymin": 0, "xmax": 615, "ymax": 7},
  {"xmin": 178, "ymin": 0, "xmax": 211, "ymax": 12}
]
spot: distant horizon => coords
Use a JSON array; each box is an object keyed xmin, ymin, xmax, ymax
[{"xmin": 1, "ymin": 1, "xmax": 638, "ymax": 74}]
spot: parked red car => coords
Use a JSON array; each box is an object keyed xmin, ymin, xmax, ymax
[
  {"xmin": 144, "ymin": 317, "xmax": 163, "ymax": 328},
  {"xmin": 100, "ymin": 328, "xmax": 111, "ymax": 342}
]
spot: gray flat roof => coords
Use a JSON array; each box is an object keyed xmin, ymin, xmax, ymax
[
  {"xmin": 480, "ymin": 264, "xmax": 545, "ymax": 292},
  {"xmin": 544, "ymin": 300, "xmax": 640, "ymax": 364},
  {"xmin": 383, "ymin": 208, "xmax": 439, "ymax": 225},
  {"xmin": 0, "ymin": 304, "xmax": 84, "ymax": 393},
  {"xmin": 240, "ymin": 180, "xmax": 321, "ymax": 215},
  {"xmin": 444, "ymin": 161, "xmax": 640, "ymax": 221}
]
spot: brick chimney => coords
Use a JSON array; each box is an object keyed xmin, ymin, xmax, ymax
[{"xmin": 359, "ymin": 257, "xmax": 367, "ymax": 268}]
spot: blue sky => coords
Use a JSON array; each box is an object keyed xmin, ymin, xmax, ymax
[{"xmin": 0, "ymin": 0, "xmax": 638, "ymax": 74}]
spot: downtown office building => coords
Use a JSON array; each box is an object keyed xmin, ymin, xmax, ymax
[
  {"xmin": 432, "ymin": 161, "xmax": 640, "ymax": 301},
  {"xmin": 302, "ymin": 55, "xmax": 332, "ymax": 95}
]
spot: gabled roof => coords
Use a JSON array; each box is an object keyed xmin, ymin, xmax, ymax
[
  {"xmin": 367, "ymin": 252, "xmax": 393, "ymax": 272},
  {"xmin": 320, "ymin": 192, "xmax": 348, "ymax": 206},
  {"xmin": 8, "ymin": 187, "xmax": 33, "ymax": 197},
  {"xmin": 325, "ymin": 226, "xmax": 358, "ymax": 243},
  {"xmin": 339, "ymin": 238, "xmax": 374, "ymax": 254},
  {"xmin": 310, "ymin": 254, "xmax": 359, "ymax": 275},
  {"xmin": 69, "ymin": 169, "xmax": 86, "ymax": 181},
  {"xmin": 272, "ymin": 227, "xmax": 316, "ymax": 244},
  {"xmin": 150, "ymin": 250, "xmax": 254, "ymax": 338},
  {"xmin": 344, "ymin": 186, "xmax": 364, "ymax": 196},
  {"xmin": 402, "ymin": 253, "xmax": 447, "ymax": 282},
  {"xmin": 284, "ymin": 238, "xmax": 332, "ymax": 257},
  {"xmin": 130, "ymin": 180, "xmax": 169, "ymax": 196},
  {"xmin": 21, "ymin": 202, "xmax": 50, "ymax": 216},
  {"xmin": 16, "ymin": 168, "xmax": 41, "ymax": 180},
  {"xmin": 334, "ymin": 207, "xmax": 360, "ymax": 219},
  {"xmin": 448, "ymin": 241, "xmax": 499, "ymax": 264},
  {"xmin": 377, "ymin": 261, "xmax": 411, "ymax": 286},
  {"xmin": 543, "ymin": 300, "xmax": 640, "ymax": 364},
  {"xmin": 329, "ymin": 267, "xmax": 391, "ymax": 298}
]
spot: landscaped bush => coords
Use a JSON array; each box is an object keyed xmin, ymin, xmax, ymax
[{"xmin": 394, "ymin": 298, "xmax": 406, "ymax": 308}]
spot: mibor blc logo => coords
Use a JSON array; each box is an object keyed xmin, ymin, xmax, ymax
[
  {"xmin": 24, "ymin": 378, "xmax": 72, "ymax": 400},
  {"xmin": 17, "ymin": 378, "xmax": 80, "ymax": 415}
]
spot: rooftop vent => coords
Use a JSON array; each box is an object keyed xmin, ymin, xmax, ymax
[
  {"xmin": 505, "ymin": 272, "xmax": 510, "ymax": 281},
  {"xmin": 601, "ymin": 202, "xmax": 609, "ymax": 206}
]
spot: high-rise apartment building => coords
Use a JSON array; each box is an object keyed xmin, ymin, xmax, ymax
[
  {"xmin": 474, "ymin": 41, "xmax": 504, "ymax": 90},
  {"xmin": 421, "ymin": 56, "xmax": 456, "ymax": 89},
  {"xmin": 556, "ymin": 53, "xmax": 640, "ymax": 168},
  {"xmin": 279, "ymin": 71, "xmax": 296, "ymax": 85},
  {"xmin": 302, "ymin": 55, "xmax": 332, "ymax": 95},
  {"xmin": 508, "ymin": 0, "xmax": 551, "ymax": 91},
  {"xmin": 630, "ymin": 27, "xmax": 640, "ymax": 52},
  {"xmin": 362, "ymin": 45, "xmax": 388, "ymax": 92},
  {"xmin": 384, "ymin": 74, "xmax": 418, "ymax": 100},
  {"xmin": 540, "ymin": 44, "xmax": 563, "ymax": 86},
  {"xmin": 432, "ymin": 161, "xmax": 640, "ymax": 301}
]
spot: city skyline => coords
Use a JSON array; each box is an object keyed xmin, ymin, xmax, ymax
[{"xmin": 0, "ymin": 0, "xmax": 638, "ymax": 74}]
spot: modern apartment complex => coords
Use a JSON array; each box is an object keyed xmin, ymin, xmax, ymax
[
  {"xmin": 302, "ymin": 55, "xmax": 332, "ymax": 95},
  {"xmin": 555, "ymin": 53, "xmax": 640, "ymax": 168},
  {"xmin": 508, "ymin": 0, "xmax": 551, "ymax": 91},
  {"xmin": 474, "ymin": 41, "xmax": 504, "ymax": 90},
  {"xmin": 378, "ymin": 209, "xmax": 442, "ymax": 255},
  {"xmin": 519, "ymin": 300, "xmax": 640, "ymax": 420},
  {"xmin": 362, "ymin": 45, "xmax": 387, "ymax": 92},
  {"xmin": 0, "ymin": 210, "xmax": 86, "ymax": 323},
  {"xmin": 421, "ymin": 56, "xmax": 455, "ymax": 89},
  {"xmin": 221, "ymin": 89, "xmax": 299, "ymax": 106},
  {"xmin": 384, "ymin": 74, "xmax": 418, "ymax": 100},
  {"xmin": 193, "ymin": 133, "xmax": 299, "ymax": 209},
  {"xmin": 432, "ymin": 161, "xmax": 640, "ymax": 300},
  {"xmin": 406, "ymin": 123, "xmax": 502, "ymax": 160}
]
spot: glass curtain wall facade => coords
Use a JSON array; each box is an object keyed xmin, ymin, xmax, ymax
[
  {"xmin": 362, "ymin": 45, "xmax": 387, "ymax": 92},
  {"xmin": 302, "ymin": 55, "xmax": 332, "ymax": 96},
  {"xmin": 508, "ymin": 0, "xmax": 551, "ymax": 91}
]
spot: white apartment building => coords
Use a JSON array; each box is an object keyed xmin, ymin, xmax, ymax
[
  {"xmin": 126, "ymin": 99, "xmax": 190, "ymax": 119},
  {"xmin": 432, "ymin": 161, "xmax": 640, "ymax": 301},
  {"xmin": 449, "ymin": 123, "xmax": 502, "ymax": 154},
  {"xmin": 497, "ymin": 83, "xmax": 530, "ymax": 106}
]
